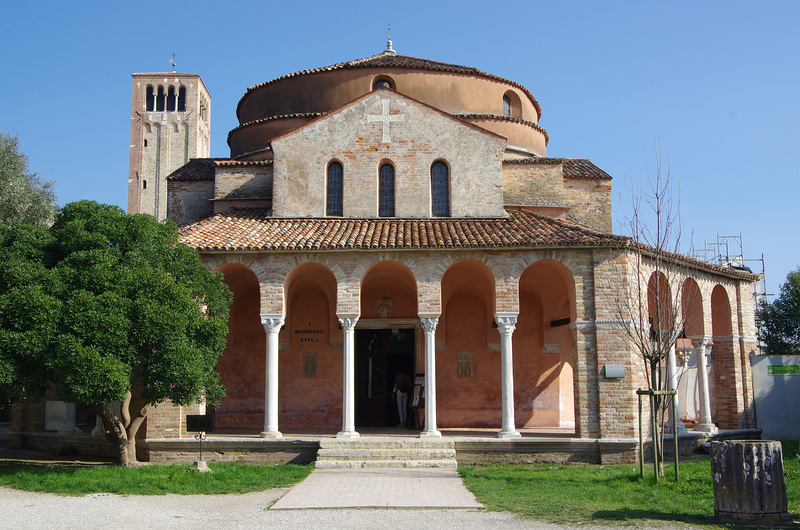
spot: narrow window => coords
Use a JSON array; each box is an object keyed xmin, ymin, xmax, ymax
[
  {"xmin": 503, "ymin": 95, "xmax": 511, "ymax": 118},
  {"xmin": 167, "ymin": 86, "xmax": 176, "ymax": 111},
  {"xmin": 379, "ymin": 164, "xmax": 395, "ymax": 217},
  {"xmin": 431, "ymin": 161, "xmax": 450, "ymax": 217},
  {"xmin": 142, "ymin": 180, "xmax": 147, "ymax": 189},
  {"xmin": 326, "ymin": 162, "xmax": 343, "ymax": 216},
  {"xmin": 156, "ymin": 86, "xmax": 165, "ymax": 111},
  {"xmin": 146, "ymin": 85, "xmax": 155, "ymax": 111},
  {"xmin": 178, "ymin": 86, "xmax": 186, "ymax": 111},
  {"xmin": 143, "ymin": 139, "xmax": 148, "ymax": 147}
]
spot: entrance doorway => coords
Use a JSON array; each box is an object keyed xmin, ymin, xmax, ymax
[{"xmin": 355, "ymin": 328, "xmax": 415, "ymax": 428}]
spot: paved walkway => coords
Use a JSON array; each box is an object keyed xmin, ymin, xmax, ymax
[{"xmin": 271, "ymin": 468, "xmax": 483, "ymax": 510}]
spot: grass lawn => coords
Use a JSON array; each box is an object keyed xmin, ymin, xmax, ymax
[
  {"xmin": 0, "ymin": 460, "xmax": 312, "ymax": 495},
  {"xmin": 460, "ymin": 440, "xmax": 800, "ymax": 527}
]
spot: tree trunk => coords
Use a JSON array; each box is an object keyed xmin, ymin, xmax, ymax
[{"xmin": 97, "ymin": 392, "xmax": 149, "ymax": 467}]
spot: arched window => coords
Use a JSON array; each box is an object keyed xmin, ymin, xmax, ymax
[
  {"xmin": 156, "ymin": 86, "xmax": 165, "ymax": 111},
  {"xmin": 379, "ymin": 163, "xmax": 395, "ymax": 217},
  {"xmin": 167, "ymin": 86, "xmax": 176, "ymax": 111},
  {"xmin": 373, "ymin": 77, "xmax": 393, "ymax": 90},
  {"xmin": 431, "ymin": 161, "xmax": 450, "ymax": 217},
  {"xmin": 146, "ymin": 85, "xmax": 155, "ymax": 111},
  {"xmin": 178, "ymin": 86, "xmax": 186, "ymax": 111},
  {"xmin": 503, "ymin": 91, "xmax": 521, "ymax": 118},
  {"xmin": 326, "ymin": 162, "xmax": 343, "ymax": 216}
]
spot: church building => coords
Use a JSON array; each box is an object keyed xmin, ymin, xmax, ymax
[{"xmin": 11, "ymin": 41, "xmax": 760, "ymax": 463}]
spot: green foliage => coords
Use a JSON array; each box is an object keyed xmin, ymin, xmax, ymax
[
  {"xmin": 0, "ymin": 200, "xmax": 231, "ymax": 408},
  {"xmin": 461, "ymin": 456, "xmax": 800, "ymax": 525},
  {"xmin": 758, "ymin": 267, "xmax": 800, "ymax": 355},
  {"xmin": 0, "ymin": 131, "xmax": 56, "ymax": 226},
  {"xmin": 0, "ymin": 461, "xmax": 312, "ymax": 495}
]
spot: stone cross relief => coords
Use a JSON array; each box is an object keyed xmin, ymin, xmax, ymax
[{"xmin": 366, "ymin": 99, "xmax": 405, "ymax": 143}]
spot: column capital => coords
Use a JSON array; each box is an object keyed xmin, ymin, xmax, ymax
[
  {"xmin": 495, "ymin": 312, "xmax": 518, "ymax": 335},
  {"xmin": 260, "ymin": 314, "xmax": 285, "ymax": 333},
  {"xmin": 338, "ymin": 316, "xmax": 359, "ymax": 331},
  {"xmin": 420, "ymin": 317, "xmax": 439, "ymax": 332},
  {"xmin": 687, "ymin": 335, "xmax": 712, "ymax": 348}
]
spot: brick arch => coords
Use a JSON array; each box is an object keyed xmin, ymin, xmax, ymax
[
  {"xmin": 440, "ymin": 258, "xmax": 497, "ymax": 313},
  {"xmin": 271, "ymin": 254, "xmax": 348, "ymax": 284},
  {"xmin": 204, "ymin": 254, "xmax": 270, "ymax": 285},
  {"xmin": 359, "ymin": 259, "xmax": 419, "ymax": 319},
  {"xmin": 351, "ymin": 252, "xmax": 424, "ymax": 283},
  {"xmin": 516, "ymin": 258, "xmax": 577, "ymax": 428},
  {"xmin": 681, "ymin": 278, "xmax": 705, "ymax": 337},
  {"xmin": 512, "ymin": 250, "xmax": 583, "ymax": 279},
  {"xmin": 430, "ymin": 252, "xmax": 504, "ymax": 283}
]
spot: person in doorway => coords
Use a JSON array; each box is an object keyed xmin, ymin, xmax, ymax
[{"xmin": 393, "ymin": 372, "xmax": 412, "ymax": 428}]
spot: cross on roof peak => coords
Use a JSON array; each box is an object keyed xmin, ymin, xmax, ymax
[{"xmin": 384, "ymin": 26, "xmax": 396, "ymax": 56}]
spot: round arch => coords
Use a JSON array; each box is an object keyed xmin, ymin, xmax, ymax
[
  {"xmin": 360, "ymin": 261, "xmax": 417, "ymax": 319},
  {"xmin": 681, "ymin": 278, "xmax": 704, "ymax": 337},
  {"xmin": 437, "ymin": 259, "xmax": 497, "ymax": 428},
  {"xmin": 282, "ymin": 262, "xmax": 342, "ymax": 430},
  {"xmin": 648, "ymin": 271, "xmax": 674, "ymax": 334},
  {"xmin": 516, "ymin": 259, "xmax": 577, "ymax": 429},
  {"xmin": 212, "ymin": 263, "xmax": 265, "ymax": 433}
]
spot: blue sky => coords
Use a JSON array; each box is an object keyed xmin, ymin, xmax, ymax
[{"xmin": 1, "ymin": 1, "xmax": 797, "ymax": 297}]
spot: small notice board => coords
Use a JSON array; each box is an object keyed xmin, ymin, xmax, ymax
[{"xmin": 411, "ymin": 373, "xmax": 425, "ymax": 410}]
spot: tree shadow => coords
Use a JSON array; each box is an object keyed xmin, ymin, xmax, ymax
[{"xmin": 593, "ymin": 508, "xmax": 713, "ymax": 526}]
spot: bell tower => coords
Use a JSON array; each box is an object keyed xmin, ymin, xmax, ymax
[{"xmin": 128, "ymin": 72, "xmax": 211, "ymax": 220}]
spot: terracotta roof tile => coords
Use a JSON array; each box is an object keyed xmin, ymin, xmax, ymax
[
  {"xmin": 455, "ymin": 114, "xmax": 549, "ymax": 145},
  {"xmin": 167, "ymin": 158, "xmax": 217, "ymax": 181},
  {"xmin": 167, "ymin": 158, "xmax": 273, "ymax": 181},
  {"xmin": 178, "ymin": 207, "xmax": 625, "ymax": 252},
  {"xmin": 503, "ymin": 157, "xmax": 612, "ymax": 180}
]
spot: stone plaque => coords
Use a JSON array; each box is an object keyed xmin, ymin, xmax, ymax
[
  {"xmin": 543, "ymin": 344, "xmax": 561, "ymax": 353},
  {"xmin": 458, "ymin": 351, "xmax": 474, "ymax": 377},
  {"xmin": 303, "ymin": 353, "xmax": 317, "ymax": 378}
]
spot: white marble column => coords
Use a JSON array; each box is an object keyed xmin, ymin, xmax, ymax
[
  {"xmin": 338, "ymin": 316, "xmax": 360, "ymax": 438},
  {"xmin": 690, "ymin": 336, "xmax": 718, "ymax": 434},
  {"xmin": 666, "ymin": 343, "xmax": 687, "ymax": 434},
  {"xmin": 420, "ymin": 317, "xmax": 441, "ymax": 438},
  {"xmin": 260, "ymin": 315, "xmax": 284, "ymax": 439},
  {"xmin": 496, "ymin": 313, "xmax": 521, "ymax": 438}
]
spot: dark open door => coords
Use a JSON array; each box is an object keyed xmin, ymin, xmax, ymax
[{"xmin": 355, "ymin": 328, "xmax": 414, "ymax": 427}]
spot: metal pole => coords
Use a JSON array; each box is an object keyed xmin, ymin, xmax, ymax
[
  {"xmin": 651, "ymin": 392, "xmax": 658, "ymax": 484},
  {"xmin": 638, "ymin": 390, "xmax": 644, "ymax": 478}
]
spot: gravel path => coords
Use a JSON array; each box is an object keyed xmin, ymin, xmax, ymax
[{"xmin": 0, "ymin": 486, "xmax": 706, "ymax": 529}]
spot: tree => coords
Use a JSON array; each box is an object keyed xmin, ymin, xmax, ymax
[
  {"xmin": 0, "ymin": 201, "xmax": 231, "ymax": 466},
  {"xmin": 614, "ymin": 143, "xmax": 693, "ymax": 481},
  {"xmin": 758, "ymin": 267, "xmax": 800, "ymax": 355},
  {"xmin": 0, "ymin": 131, "xmax": 57, "ymax": 225}
]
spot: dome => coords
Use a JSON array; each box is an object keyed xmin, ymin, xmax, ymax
[{"xmin": 228, "ymin": 51, "xmax": 549, "ymax": 160}]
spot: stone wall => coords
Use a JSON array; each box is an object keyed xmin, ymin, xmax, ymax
[
  {"xmin": 272, "ymin": 90, "xmax": 506, "ymax": 219},
  {"xmin": 167, "ymin": 180, "xmax": 214, "ymax": 225}
]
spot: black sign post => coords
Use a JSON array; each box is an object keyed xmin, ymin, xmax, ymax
[{"xmin": 186, "ymin": 414, "xmax": 215, "ymax": 472}]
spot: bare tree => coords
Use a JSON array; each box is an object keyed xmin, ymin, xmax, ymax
[{"xmin": 616, "ymin": 140, "xmax": 694, "ymax": 480}]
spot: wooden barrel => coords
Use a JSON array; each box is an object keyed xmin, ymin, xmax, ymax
[{"xmin": 710, "ymin": 440, "xmax": 791, "ymax": 525}]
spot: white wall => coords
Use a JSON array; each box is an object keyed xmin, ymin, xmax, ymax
[{"xmin": 751, "ymin": 354, "xmax": 800, "ymax": 441}]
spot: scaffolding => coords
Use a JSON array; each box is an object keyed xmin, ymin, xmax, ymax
[{"xmin": 689, "ymin": 233, "xmax": 769, "ymax": 308}]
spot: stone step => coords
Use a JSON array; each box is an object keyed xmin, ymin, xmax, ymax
[
  {"xmin": 316, "ymin": 448, "xmax": 456, "ymax": 460},
  {"xmin": 315, "ymin": 459, "xmax": 458, "ymax": 469},
  {"xmin": 318, "ymin": 437, "xmax": 454, "ymax": 450}
]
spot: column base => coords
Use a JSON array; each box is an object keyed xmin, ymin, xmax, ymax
[
  {"xmin": 694, "ymin": 422, "xmax": 718, "ymax": 434},
  {"xmin": 498, "ymin": 430, "xmax": 522, "ymax": 439},
  {"xmin": 260, "ymin": 430, "xmax": 283, "ymax": 439},
  {"xmin": 419, "ymin": 430, "xmax": 442, "ymax": 438},
  {"xmin": 336, "ymin": 430, "xmax": 360, "ymax": 439},
  {"xmin": 664, "ymin": 421, "xmax": 689, "ymax": 435}
]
